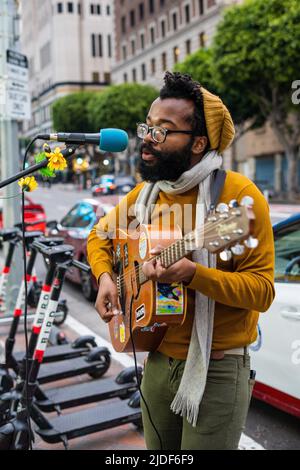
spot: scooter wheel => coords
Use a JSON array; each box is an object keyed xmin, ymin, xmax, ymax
[
  {"xmin": 0, "ymin": 423, "xmax": 15, "ymax": 450},
  {"xmin": 53, "ymin": 300, "xmax": 68, "ymax": 326},
  {"xmin": 116, "ymin": 366, "xmax": 143, "ymax": 385},
  {"xmin": 88, "ymin": 348, "xmax": 111, "ymax": 379}
]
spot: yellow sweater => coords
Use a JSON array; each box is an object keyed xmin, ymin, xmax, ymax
[{"xmin": 87, "ymin": 170, "xmax": 275, "ymax": 360}]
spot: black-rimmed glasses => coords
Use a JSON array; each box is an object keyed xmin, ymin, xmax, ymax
[{"xmin": 137, "ymin": 123, "xmax": 195, "ymax": 144}]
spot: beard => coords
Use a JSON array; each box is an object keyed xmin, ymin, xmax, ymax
[{"xmin": 137, "ymin": 139, "xmax": 194, "ymax": 182}]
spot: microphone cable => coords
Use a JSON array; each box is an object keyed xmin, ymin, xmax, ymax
[
  {"xmin": 129, "ymin": 290, "xmax": 164, "ymax": 451},
  {"xmin": 20, "ymin": 136, "xmax": 39, "ymax": 450}
]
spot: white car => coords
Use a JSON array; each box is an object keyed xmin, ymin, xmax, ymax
[{"xmin": 250, "ymin": 214, "xmax": 300, "ymax": 418}]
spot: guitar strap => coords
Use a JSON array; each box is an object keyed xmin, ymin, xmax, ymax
[{"xmin": 210, "ymin": 168, "xmax": 227, "ymax": 213}]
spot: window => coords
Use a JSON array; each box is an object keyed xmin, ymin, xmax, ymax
[
  {"xmin": 131, "ymin": 39, "xmax": 135, "ymax": 55},
  {"xmin": 199, "ymin": 32, "xmax": 206, "ymax": 48},
  {"xmin": 57, "ymin": 2, "xmax": 63, "ymax": 13},
  {"xmin": 151, "ymin": 58, "xmax": 156, "ymax": 75},
  {"xmin": 60, "ymin": 203, "xmax": 96, "ymax": 229},
  {"xmin": 92, "ymin": 71, "xmax": 100, "ymax": 82},
  {"xmin": 172, "ymin": 13, "xmax": 177, "ymax": 31},
  {"xmin": 124, "ymin": 73, "xmax": 128, "ymax": 83},
  {"xmin": 274, "ymin": 222, "xmax": 300, "ymax": 282},
  {"xmin": 91, "ymin": 34, "xmax": 96, "ymax": 57},
  {"xmin": 97, "ymin": 4, "xmax": 101, "ymax": 15},
  {"xmin": 199, "ymin": 0, "xmax": 204, "ymax": 15},
  {"xmin": 78, "ymin": 3, "xmax": 81, "ymax": 14},
  {"xmin": 90, "ymin": 4, "xmax": 94, "ymax": 14},
  {"xmin": 106, "ymin": 5, "xmax": 110, "ymax": 15},
  {"xmin": 132, "ymin": 68, "xmax": 137, "ymax": 82},
  {"xmin": 122, "ymin": 45, "xmax": 127, "ymax": 60},
  {"xmin": 185, "ymin": 4, "xmax": 190, "ymax": 23},
  {"xmin": 139, "ymin": 3, "xmax": 144, "ymax": 20},
  {"xmin": 121, "ymin": 16, "xmax": 126, "ymax": 34},
  {"xmin": 140, "ymin": 33, "xmax": 145, "ymax": 49},
  {"xmin": 186, "ymin": 39, "xmax": 191, "ymax": 55},
  {"xmin": 161, "ymin": 20, "xmax": 166, "ymax": 38},
  {"xmin": 173, "ymin": 46, "xmax": 180, "ymax": 64},
  {"xmin": 141, "ymin": 63, "xmax": 146, "ymax": 81},
  {"xmin": 150, "ymin": 26, "xmax": 155, "ymax": 44},
  {"xmin": 160, "ymin": 0, "xmax": 165, "ymax": 8},
  {"xmin": 67, "ymin": 2, "xmax": 74, "ymax": 13},
  {"xmin": 104, "ymin": 72, "xmax": 111, "ymax": 84},
  {"xmin": 149, "ymin": 0, "xmax": 155, "ymax": 14},
  {"xmin": 40, "ymin": 42, "xmax": 51, "ymax": 69},
  {"xmin": 162, "ymin": 52, "xmax": 167, "ymax": 70},
  {"xmin": 130, "ymin": 10, "xmax": 135, "ymax": 27},
  {"xmin": 98, "ymin": 34, "xmax": 103, "ymax": 57},
  {"xmin": 108, "ymin": 35, "xmax": 112, "ymax": 58}
]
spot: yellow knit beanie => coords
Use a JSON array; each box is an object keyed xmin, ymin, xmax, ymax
[{"xmin": 200, "ymin": 86, "xmax": 235, "ymax": 153}]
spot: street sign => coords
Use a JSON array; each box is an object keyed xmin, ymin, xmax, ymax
[{"xmin": 0, "ymin": 49, "xmax": 31, "ymax": 120}]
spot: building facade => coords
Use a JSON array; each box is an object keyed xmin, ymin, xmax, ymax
[
  {"xmin": 111, "ymin": 0, "xmax": 300, "ymax": 195},
  {"xmin": 112, "ymin": 0, "xmax": 222, "ymax": 88},
  {"xmin": 21, "ymin": 0, "xmax": 113, "ymax": 138}
]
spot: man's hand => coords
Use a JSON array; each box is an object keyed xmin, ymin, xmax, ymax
[
  {"xmin": 142, "ymin": 246, "xmax": 196, "ymax": 284},
  {"xmin": 95, "ymin": 272, "xmax": 121, "ymax": 323}
]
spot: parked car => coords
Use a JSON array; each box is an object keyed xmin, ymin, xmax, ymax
[
  {"xmin": 114, "ymin": 175, "xmax": 136, "ymax": 194},
  {"xmin": 46, "ymin": 199, "xmax": 114, "ymax": 301},
  {"xmin": 0, "ymin": 194, "xmax": 46, "ymax": 232},
  {"xmin": 92, "ymin": 174, "xmax": 116, "ymax": 196},
  {"xmin": 250, "ymin": 213, "xmax": 300, "ymax": 418}
]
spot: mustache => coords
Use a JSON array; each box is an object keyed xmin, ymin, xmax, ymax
[{"xmin": 140, "ymin": 143, "xmax": 163, "ymax": 159}]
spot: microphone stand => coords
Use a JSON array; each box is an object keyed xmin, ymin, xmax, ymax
[{"xmin": 0, "ymin": 145, "xmax": 79, "ymax": 190}]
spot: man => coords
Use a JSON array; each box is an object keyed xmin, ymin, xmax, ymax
[{"xmin": 87, "ymin": 72, "xmax": 275, "ymax": 450}]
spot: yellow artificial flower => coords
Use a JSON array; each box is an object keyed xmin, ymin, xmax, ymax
[
  {"xmin": 18, "ymin": 176, "xmax": 38, "ymax": 192},
  {"xmin": 47, "ymin": 147, "xmax": 67, "ymax": 171}
]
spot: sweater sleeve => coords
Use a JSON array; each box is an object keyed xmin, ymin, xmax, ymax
[
  {"xmin": 186, "ymin": 183, "xmax": 275, "ymax": 312},
  {"xmin": 87, "ymin": 183, "xmax": 145, "ymax": 283}
]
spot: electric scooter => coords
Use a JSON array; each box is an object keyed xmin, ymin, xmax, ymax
[{"xmin": 0, "ymin": 245, "xmax": 141, "ymax": 450}]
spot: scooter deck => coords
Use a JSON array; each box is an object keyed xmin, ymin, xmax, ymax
[
  {"xmin": 14, "ymin": 344, "xmax": 89, "ymax": 363},
  {"xmin": 37, "ymin": 356, "xmax": 106, "ymax": 384},
  {"xmin": 35, "ymin": 400, "xmax": 141, "ymax": 444},
  {"xmin": 35, "ymin": 377, "xmax": 138, "ymax": 412}
]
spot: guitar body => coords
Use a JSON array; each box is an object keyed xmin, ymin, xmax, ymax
[{"xmin": 109, "ymin": 225, "xmax": 187, "ymax": 352}]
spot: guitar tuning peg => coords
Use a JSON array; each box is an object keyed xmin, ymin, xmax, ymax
[
  {"xmin": 231, "ymin": 243, "xmax": 245, "ymax": 256},
  {"xmin": 244, "ymin": 236, "xmax": 259, "ymax": 249},
  {"xmin": 219, "ymin": 250, "xmax": 232, "ymax": 261},
  {"xmin": 240, "ymin": 196, "xmax": 254, "ymax": 207},
  {"xmin": 229, "ymin": 199, "xmax": 239, "ymax": 208},
  {"xmin": 216, "ymin": 203, "xmax": 229, "ymax": 214}
]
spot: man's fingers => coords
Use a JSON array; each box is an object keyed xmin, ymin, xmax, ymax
[{"xmin": 150, "ymin": 244, "xmax": 164, "ymax": 255}]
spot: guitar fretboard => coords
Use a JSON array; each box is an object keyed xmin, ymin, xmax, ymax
[{"xmin": 138, "ymin": 237, "xmax": 193, "ymax": 284}]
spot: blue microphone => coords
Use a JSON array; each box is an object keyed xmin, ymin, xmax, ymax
[{"xmin": 37, "ymin": 129, "xmax": 128, "ymax": 152}]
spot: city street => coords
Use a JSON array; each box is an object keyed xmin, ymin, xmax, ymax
[{"xmin": 22, "ymin": 184, "xmax": 300, "ymax": 450}]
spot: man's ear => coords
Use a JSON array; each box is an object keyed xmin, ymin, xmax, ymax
[{"xmin": 192, "ymin": 136, "xmax": 208, "ymax": 155}]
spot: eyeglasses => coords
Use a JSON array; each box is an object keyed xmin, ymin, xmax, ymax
[{"xmin": 136, "ymin": 123, "xmax": 195, "ymax": 144}]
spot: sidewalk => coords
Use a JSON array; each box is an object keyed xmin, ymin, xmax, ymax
[{"xmin": 0, "ymin": 319, "xmax": 146, "ymax": 451}]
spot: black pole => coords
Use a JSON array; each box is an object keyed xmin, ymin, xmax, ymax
[{"xmin": 0, "ymin": 145, "xmax": 79, "ymax": 190}]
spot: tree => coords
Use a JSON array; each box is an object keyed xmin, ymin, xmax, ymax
[
  {"xmin": 52, "ymin": 92, "xmax": 95, "ymax": 133},
  {"xmin": 212, "ymin": 0, "xmax": 300, "ymax": 199},
  {"xmin": 88, "ymin": 83, "xmax": 158, "ymax": 175},
  {"xmin": 174, "ymin": 47, "xmax": 264, "ymax": 141},
  {"xmin": 87, "ymin": 83, "xmax": 158, "ymax": 134}
]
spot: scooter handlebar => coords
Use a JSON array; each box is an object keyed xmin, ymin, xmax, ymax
[{"xmin": 72, "ymin": 259, "xmax": 91, "ymax": 273}]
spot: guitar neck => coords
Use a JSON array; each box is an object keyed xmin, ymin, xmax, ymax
[{"xmin": 139, "ymin": 236, "xmax": 193, "ymax": 284}]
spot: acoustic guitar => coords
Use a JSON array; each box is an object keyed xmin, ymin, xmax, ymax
[{"xmin": 109, "ymin": 197, "xmax": 258, "ymax": 353}]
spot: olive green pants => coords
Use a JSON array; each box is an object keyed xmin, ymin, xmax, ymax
[{"xmin": 140, "ymin": 351, "xmax": 252, "ymax": 450}]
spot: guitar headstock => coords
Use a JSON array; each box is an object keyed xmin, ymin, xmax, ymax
[{"xmin": 184, "ymin": 196, "xmax": 258, "ymax": 261}]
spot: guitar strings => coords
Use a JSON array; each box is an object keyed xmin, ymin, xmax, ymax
[
  {"xmin": 116, "ymin": 211, "xmax": 245, "ymax": 288},
  {"xmin": 116, "ymin": 212, "xmax": 242, "ymax": 286}
]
